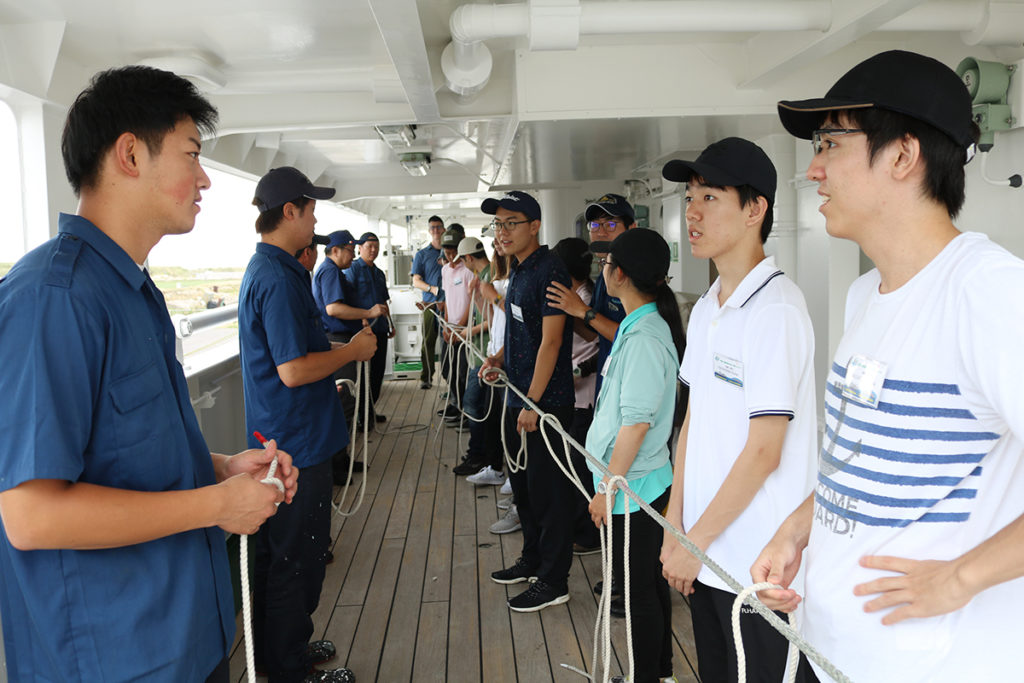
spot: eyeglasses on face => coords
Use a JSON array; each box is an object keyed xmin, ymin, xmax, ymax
[
  {"xmin": 597, "ymin": 257, "xmax": 613, "ymax": 268},
  {"xmin": 491, "ymin": 218, "xmax": 531, "ymax": 233},
  {"xmin": 812, "ymin": 128, "xmax": 864, "ymax": 155},
  {"xmin": 588, "ymin": 220, "xmax": 623, "ymax": 232}
]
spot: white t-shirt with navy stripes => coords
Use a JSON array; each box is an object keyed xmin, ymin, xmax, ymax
[
  {"xmin": 804, "ymin": 232, "xmax": 1024, "ymax": 683},
  {"xmin": 678, "ymin": 255, "xmax": 817, "ymax": 594}
]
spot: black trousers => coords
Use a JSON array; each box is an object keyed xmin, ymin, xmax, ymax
[
  {"xmin": 367, "ymin": 319, "xmax": 389, "ymax": 416},
  {"xmin": 504, "ymin": 405, "xmax": 575, "ymax": 592},
  {"xmin": 252, "ymin": 458, "xmax": 333, "ymax": 683},
  {"xmin": 690, "ymin": 580, "xmax": 816, "ymax": 683},
  {"xmin": 439, "ymin": 338, "xmax": 469, "ymax": 409},
  {"xmin": 420, "ymin": 307, "xmax": 438, "ymax": 383},
  {"xmin": 612, "ymin": 489, "xmax": 672, "ymax": 683},
  {"xmin": 327, "ymin": 331, "xmax": 357, "ymax": 443},
  {"xmin": 568, "ymin": 406, "xmax": 599, "ymax": 548}
]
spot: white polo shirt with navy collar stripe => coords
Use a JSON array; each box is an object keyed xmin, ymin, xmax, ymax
[{"xmin": 677, "ymin": 255, "xmax": 818, "ymax": 594}]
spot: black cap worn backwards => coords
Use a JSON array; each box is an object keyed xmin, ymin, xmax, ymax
[
  {"xmin": 777, "ymin": 50, "xmax": 974, "ymax": 149},
  {"xmin": 355, "ymin": 232, "xmax": 379, "ymax": 245},
  {"xmin": 311, "ymin": 233, "xmax": 331, "ymax": 247},
  {"xmin": 584, "ymin": 193, "xmax": 635, "ymax": 224},
  {"xmin": 662, "ymin": 137, "xmax": 777, "ymax": 203},
  {"xmin": 481, "ymin": 190, "xmax": 541, "ymax": 222},
  {"xmin": 253, "ymin": 166, "xmax": 335, "ymax": 213}
]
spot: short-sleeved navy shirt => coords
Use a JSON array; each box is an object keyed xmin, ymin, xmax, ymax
[
  {"xmin": 411, "ymin": 245, "xmax": 443, "ymax": 303},
  {"xmin": 313, "ymin": 258, "xmax": 361, "ymax": 335},
  {"xmin": 344, "ymin": 258, "xmax": 390, "ymax": 335},
  {"xmin": 590, "ymin": 271, "xmax": 626, "ymax": 393},
  {"xmin": 239, "ymin": 243, "xmax": 348, "ymax": 466},
  {"xmin": 504, "ymin": 245, "xmax": 574, "ymax": 409},
  {"xmin": 0, "ymin": 214, "xmax": 234, "ymax": 681}
]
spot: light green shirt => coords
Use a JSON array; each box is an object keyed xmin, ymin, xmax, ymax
[{"xmin": 584, "ymin": 302, "xmax": 677, "ymax": 514}]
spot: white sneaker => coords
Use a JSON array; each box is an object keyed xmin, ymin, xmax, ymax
[
  {"xmin": 497, "ymin": 496, "xmax": 513, "ymax": 510},
  {"xmin": 467, "ymin": 465, "xmax": 505, "ymax": 486},
  {"xmin": 499, "ymin": 477, "xmax": 512, "ymax": 495},
  {"xmin": 489, "ymin": 505, "xmax": 521, "ymax": 534}
]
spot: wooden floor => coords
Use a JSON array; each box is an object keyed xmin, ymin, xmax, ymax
[{"xmin": 228, "ymin": 377, "xmax": 701, "ymax": 682}]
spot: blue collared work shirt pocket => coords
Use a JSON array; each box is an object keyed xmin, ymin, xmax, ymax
[{"xmin": 107, "ymin": 362, "xmax": 176, "ymax": 483}]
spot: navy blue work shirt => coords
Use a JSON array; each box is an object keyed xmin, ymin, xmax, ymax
[
  {"xmin": 504, "ymin": 245, "xmax": 574, "ymax": 409},
  {"xmin": 411, "ymin": 244, "xmax": 443, "ymax": 303},
  {"xmin": 0, "ymin": 214, "xmax": 234, "ymax": 681},
  {"xmin": 313, "ymin": 257, "xmax": 361, "ymax": 335},
  {"xmin": 344, "ymin": 257, "xmax": 390, "ymax": 335},
  {"xmin": 590, "ymin": 271, "xmax": 626, "ymax": 394},
  {"xmin": 239, "ymin": 242, "xmax": 348, "ymax": 466}
]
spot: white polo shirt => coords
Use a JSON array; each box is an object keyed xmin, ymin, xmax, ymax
[{"xmin": 678, "ymin": 255, "xmax": 817, "ymax": 594}]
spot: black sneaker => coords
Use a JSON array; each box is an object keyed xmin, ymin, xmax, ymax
[
  {"xmin": 593, "ymin": 580, "xmax": 622, "ymax": 599},
  {"xmin": 304, "ymin": 667, "xmax": 355, "ymax": 683},
  {"xmin": 508, "ymin": 580, "xmax": 570, "ymax": 612},
  {"xmin": 306, "ymin": 640, "xmax": 337, "ymax": 666},
  {"xmin": 440, "ymin": 405, "xmax": 460, "ymax": 419},
  {"xmin": 452, "ymin": 459, "xmax": 485, "ymax": 476},
  {"xmin": 490, "ymin": 557, "xmax": 537, "ymax": 585}
]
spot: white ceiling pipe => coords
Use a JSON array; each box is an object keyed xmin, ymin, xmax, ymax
[{"xmin": 579, "ymin": 0, "xmax": 832, "ymax": 34}]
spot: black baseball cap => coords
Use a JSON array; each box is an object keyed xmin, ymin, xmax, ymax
[
  {"xmin": 481, "ymin": 191, "xmax": 541, "ymax": 222},
  {"xmin": 662, "ymin": 137, "xmax": 777, "ymax": 203},
  {"xmin": 325, "ymin": 230, "xmax": 355, "ymax": 249},
  {"xmin": 585, "ymin": 193, "xmax": 635, "ymax": 224},
  {"xmin": 355, "ymin": 232, "xmax": 379, "ymax": 244},
  {"xmin": 593, "ymin": 229, "xmax": 670, "ymax": 286},
  {"xmin": 311, "ymin": 234, "xmax": 331, "ymax": 247},
  {"xmin": 777, "ymin": 50, "xmax": 974, "ymax": 149},
  {"xmin": 253, "ymin": 166, "xmax": 335, "ymax": 213}
]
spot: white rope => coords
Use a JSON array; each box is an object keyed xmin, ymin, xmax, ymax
[
  {"xmin": 732, "ymin": 583, "xmax": 799, "ymax": 683},
  {"xmin": 240, "ymin": 437, "xmax": 285, "ymax": 683},
  {"xmin": 333, "ymin": 359, "xmax": 370, "ymax": 517},
  {"xmin": 427, "ymin": 308, "xmax": 852, "ymax": 683}
]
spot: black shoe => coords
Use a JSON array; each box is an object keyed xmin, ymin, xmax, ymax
[
  {"xmin": 304, "ymin": 667, "xmax": 355, "ymax": 683},
  {"xmin": 375, "ymin": 414, "xmax": 387, "ymax": 423},
  {"xmin": 452, "ymin": 459, "xmax": 485, "ymax": 476},
  {"xmin": 440, "ymin": 405, "xmax": 460, "ymax": 419},
  {"xmin": 572, "ymin": 542, "xmax": 600, "ymax": 556},
  {"xmin": 610, "ymin": 596, "xmax": 625, "ymax": 618},
  {"xmin": 508, "ymin": 580, "xmax": 570, "ymax": 612},
  {"xmin": 323, "ymin": 550, "xmax": 335, "ymax": 565},
  {"xmin": 491, "ymin": 557, "xmax": 537, "ymax": 585},
  {"xmin": 420, "ymin": 381, "xmax": 431, "ymax": 389},
  {"xmin": 593, "ymin": 580, "xmax": 622, "ymax": 598},
  {"xmin": 306, "ymin": 640, "xmax": 337, "ymax": 666}
]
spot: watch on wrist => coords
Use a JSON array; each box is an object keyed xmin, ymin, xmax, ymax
[
  {"xmin": 584, "ymin": 308, "xmax": 597, "ymax": 323},
  {"xmin": 597, "ymin": 480, "xmax": 609, "ymax": 495}
]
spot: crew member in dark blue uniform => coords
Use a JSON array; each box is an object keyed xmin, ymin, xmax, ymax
[
  {"xmin": 0, "ymin": 66, "xmax": 298, "ymax": 683},
  {"xmin": 240, "ymin": 166, "xmax": 376, "ymax": 683},
  {"xmin": 343, "ymin": 232, "xmax": 392, "ymax": 424}
]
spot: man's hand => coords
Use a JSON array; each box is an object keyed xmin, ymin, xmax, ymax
[
  {"xmin": 368, "ymin": 303, "xmax": 387, "ymax": 318},
  {"xmin": 661, "ymin": 532, "xmax": 703, "ymax": 596},
  {"xmin": 546, "ymin": 281, "xmax": 588, "ymax": 318},
  {"xmin": 225, "ymin": 438, "xmax": 299, "ymax": 504},
  {"xmin": 349, "ymin": 327, "xmax": 377, "ymax": 361},
  {"xmin": 517, "ymin": 407, "xmax": 539, "ymax": 433},
  {"xmin": 854, "ymin": 555, "xmax": 973, "ymax": 625},
  {"xmin": 478, "ymin": 281, "xmax": 500, "ymax": 305},
  {"xmin": 750, "ymin": 532, "xmax": 805, "ymax": 613},
  {"xmin": 479, "ymin": 355, "xmax": 503, "ymax": 382},
  {"xmin": 215, "ymin": 473, "xmax": 285, "ymax": 535}
]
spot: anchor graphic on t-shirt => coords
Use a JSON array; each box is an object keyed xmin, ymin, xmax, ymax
[{"xmin": 819, "ymin": 390, "xmax": 861, "ymax": 476}]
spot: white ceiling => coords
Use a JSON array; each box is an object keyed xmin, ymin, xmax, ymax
[{"xmin": 2, "ymin": 0, "xmax": 1023, "ymax": 223}]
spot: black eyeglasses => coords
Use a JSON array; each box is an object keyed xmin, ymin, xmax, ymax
[
  {"xmin": 588, "ymin": 220, "xmax": 623, "ymax": 232},
  {"xmin": 491, "ymin": 219, "xmax": 531, "ymax": 233},
  {"xmin": 812, "ymin": 128, "xmax": 864, "ymax": 155},
  {"xmin": 597, "ymin": 257, "xmax": 613, "ymax": 268}
]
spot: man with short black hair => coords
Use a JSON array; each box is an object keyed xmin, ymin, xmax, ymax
[
  {"xmin": 411, "ymin": 215, "xmax": 445, "ymax": 388},
  {"xmin": 754, "ymin": 50, "xmax": 1024, "ymax": 683},
  {"xmin": 0, "ymin": 65, "xmax": 298, "ymax": 683},
  {"xmin": 343, "ymin": 232, "xmax": 392, "ymax": 426},
  {"xmin": 240, "ymin": 166, "xmax": 376, "ymax": 683},
  {"xmin": 481, "ymin": 191, "xmax": 576, "ymax": 612},
  {"xmin": 659, "ymin": 137, "xmax": 817, "ymax": 683}
]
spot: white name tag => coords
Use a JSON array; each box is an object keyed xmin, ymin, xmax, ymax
[
  {"xmin": 454, "ymin": 278, "xmax": 463, "ymax": 285},
  {"xmin": 510, "ymin": 303, "xmax": 525, "ymax": 323},
  {"xmin": 842, "ymin": 353, "xmax": 887, "ymax": 408},
  {"xmin": 601, "ymin": 355, "xmax": 612, "ymax": 377},
  {"xmin": 713, "ymin": 353, "xmax": 744, "ymax": 387}
]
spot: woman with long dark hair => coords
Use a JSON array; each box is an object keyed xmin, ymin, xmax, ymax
[{"xmin": 585, "ymin": 228, "xmax": 683, "ymax": 683}]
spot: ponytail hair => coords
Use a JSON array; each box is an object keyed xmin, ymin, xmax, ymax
[{"xmin": 613, "ymin": 262, "xmax": 686, "ymax": 363}]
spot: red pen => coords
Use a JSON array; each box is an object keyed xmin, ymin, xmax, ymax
[{"xmin": 252, "ymin": 431, "xmax": 282, "ymax": 495}]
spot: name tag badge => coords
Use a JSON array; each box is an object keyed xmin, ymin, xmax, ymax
[
  {"xmin": 842, "ymin": 353, "xmax": 887, "ymax": 408},
  {"xmin": 510, "ymin": 303, "xmax": 525, "ymax": 323},
  {"xmin": 713, "ymin": 353, "xmax": 744, "ymax": 387},
  {"xmin": 454, "ymin": 278, "xmax": 463, "ymax": 285},
  {"xmin": 601, "ymin": 355, "xmax": 612, "ymax": 377},
  {"xmin": 608, "ymin": 300, "xmax": 620, "ymax": 312}
]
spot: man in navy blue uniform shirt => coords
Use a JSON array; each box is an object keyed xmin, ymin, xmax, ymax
[
  {"xmin": 0, "ymin": 66, "xmax": 299, "ymax": 683},
  {"xmin": 480, "ymin": 191, "xmax": 576, "ymax": 612},
  {"xmin": 344, "ymin": 232, "xmax": 393, "ymax": 425},
  {"xmin": 240, "ymin": 166, "xmax": 376, "ymax": 683},
  {"xmin": 410, "ymin": 215, "xmax": 445, "ymax": 388}
]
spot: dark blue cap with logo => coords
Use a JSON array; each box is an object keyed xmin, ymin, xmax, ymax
[
  {"xmin": 325, "ymin": 230, "xmax": 355, "ymax": 249},
  {"xmin": 585, "ymin": 193, "xmax": 635, "ymax": 224},
  {"xmin": 253, "ymin": 166, "xmax": 335, "ymax": 213},
  {"xmin": 481, "ymin": 190, "xmax": 541, "ymax": 221},
  {"xmin": 355, "ymin": 232, "xmax": 379, "ymax": 244}
]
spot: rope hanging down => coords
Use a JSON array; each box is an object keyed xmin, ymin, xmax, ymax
[{"xmin": 428, "ymin": 308, "xmax": 851, "ymax": 683}]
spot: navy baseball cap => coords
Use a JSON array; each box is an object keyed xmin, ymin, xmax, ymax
[
  {"xmin": 355, "ymin": 232, "xmax": 379, "ymax": 244},
  {"xmin": 585, "ymin": 193, "xmax": 635, "ymax": 224},
  {"xmin": 253, "ymin": 166, "xmax": 335, "ymax": 213},
  {"xmin": 777, "ymin": 50, "xmax": 974, "ymax": 149},
  {"xmin": 325, "ymin": 230, "xmax": 355, "ymax": 249},
  {"xmin": 481, "ymin": 191, "xmax": 541, "ymax": 221},
  {"xmin": 662, "ymin": 137, "xmax": 777, "ymax": 203}
]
